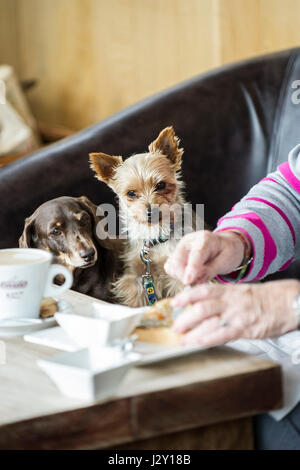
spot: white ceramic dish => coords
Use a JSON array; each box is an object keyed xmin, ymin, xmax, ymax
[
  {"xmin": 0, "ymin": 299, "xmax": 72, "ymax": 337},
  {"xmin": 24, "ymin": 325, "xmax": 79, "ymax": 351},
  {"xmin": 133, "ymin": 341, "xmax": 208, "ymax": 366},
  {"xmin": 38, "ymin": 346, "xmax": 140, "ymax": 400},
  {"xmin": 25, "ymin": 325, "xmax": 210, "ymax": 366},
  {"xmin": 55, "ymin": 302, "xmax": 146, "ymax": 348}
]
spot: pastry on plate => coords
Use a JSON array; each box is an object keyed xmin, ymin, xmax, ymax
[
  {"xmin": 135, "ymin": 298, "xmax": 182, "ymax": 345},
  {"xmin": 141, "ymin": 298, "xmax": 174, "ymax": 327},
  {"xmin": 40, "ymin": 297, "xmax": 58, "ymax": 319}
]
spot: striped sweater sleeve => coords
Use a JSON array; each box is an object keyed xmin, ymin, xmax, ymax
[{"xmin": 214, "ymin": 144, "xmax": 300, "ymax": 282}]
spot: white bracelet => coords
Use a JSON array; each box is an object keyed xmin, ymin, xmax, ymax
[{"xmin": 292, "ymin": 293, "xmax": 300, "ymax": 329}]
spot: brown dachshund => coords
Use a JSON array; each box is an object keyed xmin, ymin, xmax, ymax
[{"xmin": 19, "ymin": 196, "xmax": 122, "ymax": 301}]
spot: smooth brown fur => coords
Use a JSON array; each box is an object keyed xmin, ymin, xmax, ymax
[{"xmin": 19, "ymin": 196, "xmax": 123, "ymax": 301}]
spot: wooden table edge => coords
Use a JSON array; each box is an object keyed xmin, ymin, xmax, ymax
[{"xmin": 0, "ymin": 361, "xmax": 282, "ymax": 450}]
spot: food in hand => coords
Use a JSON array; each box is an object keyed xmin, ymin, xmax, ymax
[
  {"xmin": 141, "ymin": 298, "xmax": 173, "ymax": 327},
  {"xmin": 136, "ymin": 298, "xmax": 182, "ymax": 345}
]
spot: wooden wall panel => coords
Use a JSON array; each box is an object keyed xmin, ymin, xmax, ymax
[
  {"xmin": 1, "ymin": 0, "xmax": 300, "ymax": 130},
  {"xmin": 219, "ymin": 0, "xmax": 300, "ymax": 64},
  {"xmin": 11, "ymin": 0, "xmax": 218, "ymax": 130},
  {"xmin": 0, "ymin": 0, "xmax": 19, "ymax": 72}
]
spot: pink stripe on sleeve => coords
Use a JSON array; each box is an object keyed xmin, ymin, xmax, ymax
[
  {"xmin": 213, "ymin": 226, "xmax": 255, "ymax": 283},
  {"xmin": 278, "ymin": 162, "xmax": 300, "ymax": 193},
  {"xmin": 279, "ymin": 257, "xmax": 293, "ymax": 271},
  {"xmin": 230, "ymin": 178, "xmax": 280, "ymax": 211},
  {"xmin": 217, "ymin": 212, "xmax": 277, "ymax": 280},
  {"xmin": 260, "ymin": 177, "xmax": 280, "ymax": 185},
  {"xmin": 245, "ymin": 197, "xmax": 295, "ymax": 245}
]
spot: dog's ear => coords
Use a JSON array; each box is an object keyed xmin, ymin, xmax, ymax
[
  {"xmin": 19, "ymin": 215, "xmax": 36, "ymax": 248},
  {"xmin": 77, "ymin": 196, "xmax": 98, "ymax": 226},
  {"xmin": 89, "ymin": 152, "xmax": 123, "ymax": 184},
  {"xmin": 77, "ymin": 196, "xmax": 114, "ymax": 250},
  {"xmin": 148, "ymin": 126, "xmax": 184, "ymax": 170}
]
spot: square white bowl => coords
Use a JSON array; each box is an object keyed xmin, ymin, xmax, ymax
[
  {"xmin": 55, "ymin": 302, "xmax": 146, "ymax": 348},
  {"xmin": 38, "ymin": 346, "xmax": 140, "ymax": 401}
]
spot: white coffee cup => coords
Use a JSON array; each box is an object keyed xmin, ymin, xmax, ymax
[{"xmin": 0, "ymin": 248, "xmax": 73, "ymax": 320}]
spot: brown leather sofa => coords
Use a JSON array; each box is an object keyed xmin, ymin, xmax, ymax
[{"xmin": 1, "ymin": 47, "xmax": 300, "ymax": 280}]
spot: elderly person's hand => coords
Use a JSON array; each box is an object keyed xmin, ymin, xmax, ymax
[
  {"xmin": 171, "ymin": 280, "xmax": 300, "ymax": 346},
  {"xmin": 164, "ymin": 230, "xmax": 245, "ymax": 285}
]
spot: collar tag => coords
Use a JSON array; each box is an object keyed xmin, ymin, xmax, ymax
[
  {"xmin": 142, "ymin": 275, "xmax": 157, "ymax": 306},
  {"xmin": 140, "ymin": 242, "xmax": 158, "ymax": 305}
]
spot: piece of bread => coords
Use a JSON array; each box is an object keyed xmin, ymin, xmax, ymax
[
  {"xmin": 136, "ymin": 298, "xmax": 181, "ymax": 344},
  {"xmin": 141, "ymin": 298, "xmax": 173, "ymax": 326},
  {"xmin": 134, "ymin": 326, "xmax": 181, "ymax": 345},
  {"xmin": 40, "ymin": 297, "xmax": 58, "ymax": 319}
]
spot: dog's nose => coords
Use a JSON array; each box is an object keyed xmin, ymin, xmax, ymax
[{"xmin": 80, "ymin": 248, "xmax": 95, "ymax": 262}]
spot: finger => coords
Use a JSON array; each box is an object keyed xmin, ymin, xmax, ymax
[
  {"xmin": 183, "ymin": 232, "xmax": 217, "ymax": 284},
  {"xmin": 171, "ymin": 283, "xmax": 224, "ymax": 308},
  {"xmin": 192, "ymin": 269, "xmax": 215, "ymax": 284},
  {"xmin": 173, "ymin": 299, "xmax": 224, "ymax": 334},
  {"xmin": 164, "ymin": 253, "xmax": 188, "ymax": 280},
  {"xmin": 164, "ymin": 242, "xmax": 190, "ymax": 280},
  {"xmin": 191, "ymin": 245, "xmax": 236, "ymax": 284},
  {"xmin": 180, "ymin": 320, "xmax": 239, "ymax": 347},
  {"xmin": 183, "ymin": 247, "xmax": 209, "ymax": 285},
  {"xmin": 179, "ymin": 315, "xmax": 221, "ymax": 345},
  {"xmin": 183, "ymin": 252, "xmax": 203, "ymax": 284},
  {"xmin": 203, "ymin": 248, "xmax": 240, "ymax": 280}
]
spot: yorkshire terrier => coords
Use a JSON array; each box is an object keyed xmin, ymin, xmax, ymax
[{"xmin": 89, "ymin": 126, "xmax": 201, "ymax": 307}]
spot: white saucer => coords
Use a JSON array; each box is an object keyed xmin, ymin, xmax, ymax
[{"xmin": 0, "ymin": 300, "xmax": 72, "ymax": 337}]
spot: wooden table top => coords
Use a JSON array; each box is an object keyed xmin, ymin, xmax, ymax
[{"xmin": 0, "ymin": 290, "xmax": 283, "ymax": 450}]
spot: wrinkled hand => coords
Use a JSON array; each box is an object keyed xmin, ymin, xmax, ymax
[
  {"xmin": 164, "ymin": 230, "xmax": 245, "ymax": 285},
  {"xmin": 171, "ymin": 280, "xmax": 300, "ymax": 347}
]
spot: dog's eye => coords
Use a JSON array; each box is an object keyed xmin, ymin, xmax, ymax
[
  {"xmin": 127, "ymin": 190, "xmax": 137, "ymax": 199},
  {"xmin": 51, "ymin": 227, "xmax": 61, "ymax": 236},
  {"xmin": 156, "ymin": 181, "xmax": 166, "ymax": 191}
]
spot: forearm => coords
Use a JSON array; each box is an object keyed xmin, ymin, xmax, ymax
[
  {"xmin": 165, "ymin": 147, "xmax": 300, "ymax": 286},
  {"xmin": 215, "ymin": 147, "xmax": 300, "ymax": 281}
]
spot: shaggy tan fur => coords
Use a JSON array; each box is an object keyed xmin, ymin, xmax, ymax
[{"xmin": 89, "ymin": 126, "xmax": 196, "ymax": 307}]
